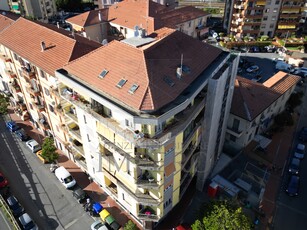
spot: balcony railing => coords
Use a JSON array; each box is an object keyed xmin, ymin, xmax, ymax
[
  {"xmin": 138, "ymin": 208, "xmax": 160, "ymax": 221},
  {"xmin": 71, "ymin": 143, "xmax": 85, "ymax": 156},
  {"xmin": 136, "ymin": 176, "xmax": 159, "ymax": 189},
  {"xmin": 33, "ymin": 103, "xmax": 45, "ymax": 112},
  {"xmin": 26, "ymin": 86, "xmax": 40, "ymax": 96},
  {"xmin": 226, "ymin": 126, "xmax": 243, "ymax": 137},
  {"xmin": 22, "ymin": 67, "xmax": 36, "ymax": 79},
  {"xmin": 5, "ymin": 69, "xmax": 17, "ymax": 79},
  {"xmin": 64, "ymin": 109, "xmax": 78, "ymax": 122},
  {"xmin": 68, "ymin": 127, "xmax": 82, "ymax": 141}
]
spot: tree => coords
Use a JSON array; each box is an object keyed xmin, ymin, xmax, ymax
[
  {"xmin": 41, "ymin": 137, "xmax": 59, "ymax": 163},
  {"xmin": 124, "ymin": 220, "xmax": 138, "ymax": 230},
  {"xmin": 0, "ymin": 94, "xmax": 9, "ymax": 115},
  {"xmin": 55, "ymin": 0, "xmax": 82, "ymax": 11},
  {"xmin": 192, "ymin": 200, "xmax": 251, "ymax": 230}
]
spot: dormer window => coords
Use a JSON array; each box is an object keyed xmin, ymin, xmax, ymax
[
  {"xmin": 98, "ymin": 69, "xmax": 108, "ymax": 79},
  {"xmin": 117, "ymin": 79, "xmax": 127, "ymax": 88}
]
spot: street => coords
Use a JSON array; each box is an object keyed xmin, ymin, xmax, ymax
[
  {"xmin": 0, "ymin": 116, "xmax": 95, "ymax": 229},
  {"xmin": 273, "ymin": 77, "xmax": 307, "ymax": 229}
]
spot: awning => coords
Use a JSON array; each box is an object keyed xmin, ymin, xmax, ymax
[
  {"xmin": 99, "ymin": 209, "xmax": 110, "ymax": 221},
  {"xmin": 105, "ymin": 215, "xmax": 115, "ymax": 225},
  {"xmin": 165, "ymin": 162, "xmax": 176, "ymax": 177}
]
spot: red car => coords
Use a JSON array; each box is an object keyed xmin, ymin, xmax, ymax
[
  {"xmin": 0, "ymin": 172, "xmax": 9, "ymax": 188},
  {"xmin": 176, "ymin": 224, "xmax": 192, "ymax": 230}
]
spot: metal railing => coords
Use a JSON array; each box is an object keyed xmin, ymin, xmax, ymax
[{"xmin": 0, "ymin": 195, "xmax": 21, "ymax": 230}]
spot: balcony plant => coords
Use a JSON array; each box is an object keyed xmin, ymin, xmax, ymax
[
  {"xmin": 0, "ymin": 94, "xmax": 9, "ymax": 115},
  {"xmin": 40, "ymin": 137, "xmax": 59, "ymax": 163}
]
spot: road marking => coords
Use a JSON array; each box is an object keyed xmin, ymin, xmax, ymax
[
  {"xmin": 276, "ymin": 201, "xmax": 307, "ymax": 217},
  {"xmin": 63, "ymin": 218, "xmax": 79, "ymax": 229}
]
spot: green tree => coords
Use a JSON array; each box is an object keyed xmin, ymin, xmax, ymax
[
  {"xmin": 124, "ymin": 220, "xmax": 138, "ymax": 230},
  {"xmin": 41, "ymin": 137, "xmax": 59, "ymax": 163},
  {"xmin": 0, "ymin": 94, "xmax": 9, "ymax": 115},
  {"xmin": 192, "ymin": 200, "xmax": 251, "ymax": 230},
  {"xmin": 55, "ymin": 0, "xmax": 82, "ymax": 11}
]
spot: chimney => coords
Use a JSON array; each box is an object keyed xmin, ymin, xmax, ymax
[
  {"xmin": 98, "ymin": 11, "xmax": 102, "ymax": 22},
  {"xmin": 41, "ymin": 41, "xmax": 46, "ymax": 51}
]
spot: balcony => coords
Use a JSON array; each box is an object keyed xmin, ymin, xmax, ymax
[
  {"xmin": 138, "ymin": 207, "xmax": 159, "ymax": 221},
  {"xmin": 75, "ymin": 154, "xmax": 87, "ymax": 171},
  {"xmin": 27, "ymin": 85, "xmax": 41, "ymax": 97},
  {"xmin": 64, "ymin": 106, "xmax": 78, "ymax": 122},
  {"xmin": 226, "ymin": 126, "xmax": 243, "ymax": 137},
  {"xmin": 0, "ymin": 54, "xmax": 12, "ymax": 63},
  {"xmin": 68, "ymin": 125, "xmax": 82, "ymax": 142},
  {"xmin": 33, "ymin": 103, "xmax": 45, "ymax": 112},
  {"xmin": 136, "ymin": 171, "xmax": 159, "ymax": 189},
  {"xmin": 5, "ymin": 69, "xmax": 17, "ymax": 79},
  {"xmin": 62, "ymin": 89, "xmax": 206, "ymax": 148},
  {"xmin": 245, "ymin": 14, "xmax": 263, "ymax": 19},
  {"xmin": 38, "ymin": 117, "xmax": 50, "ymax": 130},
  {"xmin": 234, "ymin": 4, "xmax": 244, "ymax": 9},
  {"xmin": 182, "ymin": 144, "xmax": 198, "ymax": 168},
  {"xmin": 11, "ymin": 83, "xmax": 21, "ymax": 94},
  {"xmin": 71, "ymin": 142, "xmax": 84, "ymax": 156},
  {"xmin": 22, "ymin": 67, "xmax": 36, "ymax": 80},
  {"xmin": 50, "ymin": 86, "xmax": 60, "ymax": 98}
]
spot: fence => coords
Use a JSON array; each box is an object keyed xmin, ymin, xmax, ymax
[{"xmin": 0, "ymin": 194, "xmax": 21, "ymax": 230}]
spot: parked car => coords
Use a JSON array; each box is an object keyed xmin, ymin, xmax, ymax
[
  {"xmin": 7, "ymin": 195, "xmax": 24, "ymax": 217},
  {"xmin": 176, "ymin": 224, "xmax": 192, "ymax": 230},
  {"xmin": 18, "ymin": 213, "xmax": 38, "ymax": 230},
  {"xmin": 72, "ymin": 185, "xmax": 88, "ymax": 203},
  {"xmin": 0, "ymin": 172, "xmax": 9, "ymax": 188},
  {"xmin": 26, "ymin": 139, "xmax": 42, "ymax": 153},
  {"xmin": 6, "ymin": 121, "xmax": 20, "ymax": 132},
  {"xmin": 294, "ymin": 143, "xmax": 305, "ymax": 159},
  {"xmin": 288, "ymin": 158, "xmax": 300, "ymax": 174},
  {"xmin": 299, "ymin": 127, "xmax": 307, "ymax": 142},
  {"xmin": 90, "ymin": 220, "xmax": 110, "ymax": 230},
  {"xmin": 293, "ymin": 69, "xmax": 307, "ymax": 78},
  {"xmin": 286, "ymin": 175, "xmax": 299, "ymax": 196},
  {"xmin": 15, "ymin": 128, "xmax": 29, "ymax": 141},
  {"xmin": 246, "ymin": 65, "xmax": 259, "ymax": 73}
]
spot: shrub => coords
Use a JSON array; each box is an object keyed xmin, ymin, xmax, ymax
[{"xmin": 41, "ymin": 137, "xmax": 59, "ymax": 163}]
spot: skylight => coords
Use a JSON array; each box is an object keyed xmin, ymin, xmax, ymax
[
  {"xmin": 98, "ymin": 69, "xmax": 108, "ymax": 79},
  {"xmin": 129, "ymin": 84, "xmax": 139, "ymax": 94},
  {"xmin": 117, "ymin": 79, "xmax": 127, "ymax": 88},
  {"xmin": 163, "ymin": 76, "xmax": 175, "ymax": 87}
]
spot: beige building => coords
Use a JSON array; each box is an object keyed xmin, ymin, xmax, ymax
[
  {"xmin": 67, "ymin": 0, "xmax": 210, "ymax": 42},
  {"xmin": 225, "ymin": 73, "xmax": 300, "ymax": 150},
  {"xmin": 94, "ymin": 0, "xmax": 178, "ymax": 10},
  {"xmin": 7, "ymin": 0, "xmax": 57, "ymax": 21}
]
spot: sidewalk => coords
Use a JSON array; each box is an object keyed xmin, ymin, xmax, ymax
[{"xmin": 6, "ymin": 107, "xmax": 140, "ymax": 229}]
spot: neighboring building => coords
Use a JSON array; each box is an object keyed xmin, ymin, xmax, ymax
[
  {"xmin": 299, "ymin": 0, "xmax": 307, "ymax": 35},
  {"xmin": 66, "ymin": 9, "xmax": 109, "ymax": 43},
  {"xmin": 7, "ymin": 0, "xmax": 57, "ymax": 21},
  {"xmin": 0, "ymin": 17, "xmax": 101, "ymax": 148},
  {"xmin": 224, "ymin": 0, "xmax": 304, "ymax": 38},
  {"xmin": 0, "ymin": 1, "xmax": 10, "ymax": 11},
  {"xmin": 94, "ymin": 0, "xmax": 178, "ymax": 10},
  {"xmin": 225, "ymin": 73, "xmax": 300, "ymax": 150},
  {"xmin": 67, "ymin": 0, "xmax": 210, "ymax": 42},
  {"xmin": 54, "ymin": 27, "xmax": 238, "ymax": 229}
]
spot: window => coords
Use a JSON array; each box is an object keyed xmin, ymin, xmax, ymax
[
  {"xmin": 84, "ymin": 115, "xmax": 87, "ymax": 124},
  {"xmin": 116, "ymin": 79, "xmax": 127, "ymax": 88},
  {"xmin": 87, "ymin": 134, "xmax": 91, "ymax": 142},
  {"xmin": 248, "ymin": 133, "xmax": 252, "ymax": 141},
  {"xmin": 265, "ymin": 9, "xmax": 270, "ymax": 13},
  {"xmin": 275, "ymin": 0, "xmax": 280, "ymax": 4},
  {"xmin": 49, "ymin": 104, "xmax": 55, "ymax": 113},
  {"xmin": 270, "ymin": 24, "xmax": 274, "ymax": 28},
  {"xmin": 273, "ymin": 8, "xmax": 278, "ymax": 12},
  {"xmin": 272, "ymin": 16, "xmax": 276, "ymax": 21},
  {"xmin": 263, "ymin": 17, "xmax": 268, "ymax": 21},
  {"xmin": 29, "ymin": 103, "xmax": 33, "ymax": 110},
  {"xmin": 128, "ymin": 84, "xmax": 139, "ymax": 94},
  {"xmin": 98, "ymin": 69, "xmax": 108, "ymax": 79},
  {"xmin": 188, "ymin": 21, "xmax": 191, "ymax": 27},
  {"xmin": 40, "ymin": 69, "xmax": 46, "ymax": 79},
  {"xmin": 125, "ymin": 119, "xmax": 129, "ymax": 126},
  {"xmin": 163, "ymin": 76, "xmax": 175, "ymax": 87},
  {"xmin": 13, "ymin": 53, "xmax": 18, "ymax": 60},
  {"xmin": 44, "ymin": 87, "xmax": 50, "ymax": 96}
]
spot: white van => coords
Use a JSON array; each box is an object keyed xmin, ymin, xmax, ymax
[{"xmin": 54, "ymin": 166, "xmax": 76, "ymax": 189}]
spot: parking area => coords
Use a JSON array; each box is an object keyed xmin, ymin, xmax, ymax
[{"xmin": 238, "ymin": 53, "xmax": 282, "ymax": 83}]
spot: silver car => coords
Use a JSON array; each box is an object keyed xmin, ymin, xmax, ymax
[{"xmin": 294, "ymin": 143, "xmax": 305, "ymax": 159}]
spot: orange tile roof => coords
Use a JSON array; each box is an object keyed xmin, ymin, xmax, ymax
[
  {"xmin": 0, "ymin": 11, "xmax": 18, "ymax": 32},
  {"xmin": 63, "ymin": 29, "xmax": 222, "ymax": 112},
  {"xmin": 231, "ymin": 74, "xmax": 300, "ymax": 121},
  {"xmin": 66, "ymin": 9, "xmax": 108, "ymax": 27},
  {"xmin": 107, "ymin": 0, "xmax": 208, "ymax": 34},
  {"xmin": 0, "ymin": 18, "xmax": 101, "ymax": 76}
]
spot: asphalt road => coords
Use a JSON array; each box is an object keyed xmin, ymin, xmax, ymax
[
  {"xmin": 273, "ymin": 82, "xmax": 307, "ymax": 229},
  {"xmin": 0, "ymin": 116, "xmax": 95, "ymax": 229},
  {"xmin": 0, "ymin": 209, "xmax": 12, "ymax": 230},
  {"xmin": 238, "ymin": 52, "xmax": 282, "ymax": 83}
]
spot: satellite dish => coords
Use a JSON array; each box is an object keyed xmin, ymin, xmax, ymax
[
  {"xmin": 102, "ymin": 39, "xmax": 108, "ymax": 46},
  {"xmin": 212, "ymin": 32, "xmax": 218, "ymax": 38},
  {"xmin": 133, "ymin": 25, "xmax": 139, "ymax": 37}
]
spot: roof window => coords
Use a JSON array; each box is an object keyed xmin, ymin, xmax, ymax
[
  {"xmin": 98, "ymin": 69, "xmax": 108, "ymax": 79},
  {"xmin": 117, "ymin": 79, "xmax": 127, "ymax": 88},
  {"xmin": 129, "ymin": 84, "xmax": 139, "ymax": 94},
  {"xmin": 164, "ymin": 76, "xmax": 175, "ymax": 87}
]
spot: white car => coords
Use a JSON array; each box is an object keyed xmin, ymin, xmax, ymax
[
  {"xmin": 18, "ymin": 213, "xmax": 38, "ymax": 230},
  {"xmin": 246, "ymin": 65, "xmax": 259, "ymax": 73},
  {"xmin": 26, "ymin": 139, "xmax": 41, "ymax": 153},
  {"xmin": 294, "ymin": 143, "xmax": 305, "ymax": 159},
  {"xmin": 91, "ymin": 220, "xmax": 109, "ymax": 230}
]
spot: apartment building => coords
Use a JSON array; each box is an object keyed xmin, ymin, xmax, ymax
[
  {"xmin": 7, "ymin": 0, "xmax": 57, "ymax": 21},
  {"xmin": 54, "ymin": 27, "xmax": 238, "ymax": 229},
  {"xmin": 0, "ymin": 14, "xmax": 239, "ymax": 230},
  {"xmin": 224, "ymin": 0, "xmax": 304, "ymax": 38},
  {"xmin": 94, "ymin": 0, "xmax": 178, "ymax": 10},
  {"xmin": 67, "ymin": 0, "xmax": 210, "ymax": 42},
  {"xmin": 225, "ymin": 73, "xmax": 300, "ymax": 150},
  {"xmin": 0, "ymin": 17, "xmax": 101, "ymax": 148}
]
